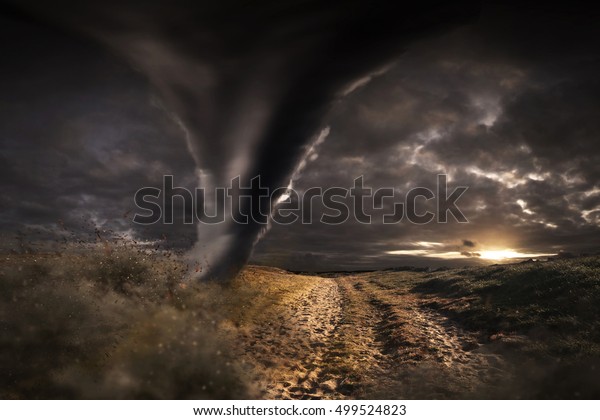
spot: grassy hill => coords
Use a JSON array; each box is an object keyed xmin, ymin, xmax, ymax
[{"xmin": 361, "ymin": 258, "xmax": 600, "ymax": 398}]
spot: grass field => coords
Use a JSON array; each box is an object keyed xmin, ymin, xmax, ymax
[{"xmin": 1, "ymin": 249, "xmax": 599, "ymax": 399}]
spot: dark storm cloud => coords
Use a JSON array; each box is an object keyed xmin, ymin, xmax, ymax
[
  {"xmin": 0, "ymin": 14, "xmax": 197, "ymax": 250},
  {"xmin": 2, "ymin": 2, "xmax": 600, "ymax": 272},
  {"xmin": 4, "ymin": 0, "xmax": 480, "ymax": 278},
  {"xmin": 253, "ymin": 3, "xmax": 600, "ymax": 269}
]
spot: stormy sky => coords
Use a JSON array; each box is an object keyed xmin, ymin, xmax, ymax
[{"xmin": 1, "ymin": 2, "xmax": 599, "ymax": 272}]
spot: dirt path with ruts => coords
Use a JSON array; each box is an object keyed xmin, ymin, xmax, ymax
[
  {"xmin": 235, "ymin": 277, "xmax": 344, "ymax": 399},
  {"xmin": 235, "ymin": 273, "xmax": 513, "ymax": 399}
]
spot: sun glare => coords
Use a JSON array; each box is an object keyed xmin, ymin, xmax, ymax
[{"xmin": 478, "ymin": 249, "xmax": 548, "ymax": 261}]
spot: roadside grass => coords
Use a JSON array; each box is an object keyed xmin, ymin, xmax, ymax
[
  {"xmin": 3, "ymin": 249, "xmax": 599, "ymax": 399},
  {"xmin": 0, "ymin": 250, "xmax": 276, "ymax": 399},
  {"xmin": 398, "ymin": 257, "xmax": 600, "ymax": 398},
  {"xmin": 412, "ymin": 257, "xmax": 600, "ymax": 357}
]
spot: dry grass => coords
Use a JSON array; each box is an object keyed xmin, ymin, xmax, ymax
[
  {"xmin": 1, "ymin": 251, "xmax": 227, "ymax": 398},
  {"xmin": 0, "ymin": 247, "xmax": 324, "ymax": 399},
  {"xmin": 2, "ymin": 250, "xmax": 599, "ymax": 399}
]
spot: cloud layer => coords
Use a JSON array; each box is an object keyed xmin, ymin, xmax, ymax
[{"xmin": 1, "ymin": 2, "xmax": 599, "ymax": 271}]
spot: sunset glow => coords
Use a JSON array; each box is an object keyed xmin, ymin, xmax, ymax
[{"xmin": 478, "ymin": 249, "xmax": 551, "ymax": 261}]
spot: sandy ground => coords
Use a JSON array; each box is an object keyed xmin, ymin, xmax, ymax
[
  {"xmin": 234, "ymin": 277, "xmax": 343, "ymax": 399},
  {"xmin": 233, "ymin": 273, "xmax": 514, "ymax": 399}
]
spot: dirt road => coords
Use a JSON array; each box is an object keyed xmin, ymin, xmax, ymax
[{"xmin": 235, "ymin": 273, "xmax": 513, "ymax": 399}]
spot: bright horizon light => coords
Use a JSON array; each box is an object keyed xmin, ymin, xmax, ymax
[
  {"xmin": 478, "ymin": 249, "xmax": 551, "ymax": 261},
  {"xmin": 386, "ymin": 247, "xmax": 556, "ymax": 261}
]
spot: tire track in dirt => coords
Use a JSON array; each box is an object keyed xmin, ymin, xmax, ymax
[
  {"xmin": 235, "ymin": 272, "xmax": 513, "ymax": 399},
  {"xmin": 236, "ymin": 277, "xmax": 344, "ymax": 399},
  {"xmin": 327, "ymin": 278, "xmax": 407, "ymax": 397},
  {"xmin": 362, "ymin": 276, "xmax": 513, "ymax": 398}
]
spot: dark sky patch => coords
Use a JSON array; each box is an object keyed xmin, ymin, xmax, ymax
[{"xmin": 1, "ymin": 2, "xmax": 599, "ymax": 271}]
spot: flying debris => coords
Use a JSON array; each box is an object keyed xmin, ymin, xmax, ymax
[{"xmin": 7, "ymin": 0, "xmax": 479, "ymax": 280}]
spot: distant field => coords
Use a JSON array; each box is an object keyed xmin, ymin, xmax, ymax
[{"xmin": 1, "ymin": 250, "xmax": 599, "ymax": 399}]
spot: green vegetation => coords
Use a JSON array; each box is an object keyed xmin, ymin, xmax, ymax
[
  {"xmin": 346, "ymin": 258, "xmax": 600, "ymax": 398},
  {"xmin": 378, "ymin": 257, "xmax": 600, "ymax": 399},
  {"xmin": 414, "ymin": 257, "xmax": 600, "ymax": 358}
]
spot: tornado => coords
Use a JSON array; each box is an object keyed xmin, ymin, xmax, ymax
[{"xmin": 7, "ymin": 0, "xmax": 479, "ymax": 280}]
